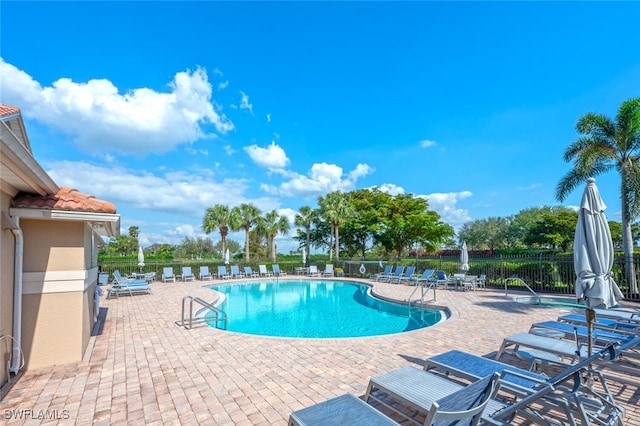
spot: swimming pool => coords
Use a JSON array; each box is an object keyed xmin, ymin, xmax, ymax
[
  {"xmin": 207, "ymin": 280, "xmax": 444, "ymax": 338},
  {"xmin": 514, "ymin": 296, "xmax": 585, "ymax": 309}
]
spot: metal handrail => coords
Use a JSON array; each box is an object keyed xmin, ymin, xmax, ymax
[
  {"xmin": 504, "ymin": 277, "xmax": 541, "ymax": 302},
  {"xmin": 180, "ymin": 296, "xmax": 227, "ymax": 330},
  {"xmin": 406, "ymin": 280, "xmax": 437, "ymax": 306}
]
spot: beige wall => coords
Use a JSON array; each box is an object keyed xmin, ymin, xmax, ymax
[
  {"xmin": 19, "ymin": 218, "xmax": 98, "ymax": 369},
  {"xmin": 22, "ymin": 219, "xmax": 85, "ymax": 272},
  {"xmin": 0, "ymin": 192, "xmax": 16, "ymax": 386}
]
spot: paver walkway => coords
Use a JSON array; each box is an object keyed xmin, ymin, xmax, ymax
[{"xmin": 1, "ymin": 277, "xmax": 638, "ymax": 425}]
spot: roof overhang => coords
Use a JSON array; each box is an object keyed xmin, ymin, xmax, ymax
[
  {"xmin": 9, "ymin": 207, "xmax": 121, "ymax": 238},
  {"xmin": 1, "ymin": 121, "xmax": 58, "ymax": 196}
]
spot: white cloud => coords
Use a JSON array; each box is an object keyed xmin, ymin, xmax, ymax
[
  {"xmin": 239, "ymin": 91, "xmax": 253, "ymax": 114},
  {"xmin": 518, "ymin": 183, "xmax": 542, "ymax": 191},
  {"xmin": 348, "ymin": 163, "xmax": 374, "ymax": 181},
  {"xmin": 374, "ymin": 183, "xmax": 405, "ymax": 195},
  {"xmin": 0, "ymin": 58, "xmax": 233, "ymax": 156},
  {"xmin": 45, "ymin": 160, "xmax": 277, "ymax": 218},
  {"xmin": 266, "ymin": 113, "xmax": 271, "ymax": 123},
  {"xmin": 420, "ymin": 139, "xmax": 437, "ymax": 148},
  {"xmin": 272, "ymin": 162, "xmax": 374, "ymax": 197},
  {"xmin": 224, "ymin": 145, "xmax": 236, "ymax": 155},
  {"xmin": 218, "ymin": 80, "xmax": 229, "ymax": 90},
  {"xmin": 420, "ymin": 191, "xmax": 473, "ymax": 231},
  {"xmin": 244, "ymin": 141, "xmax": 290, "ymax": 169}
]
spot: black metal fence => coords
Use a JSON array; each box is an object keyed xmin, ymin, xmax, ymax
[
  {"xmin": 340, "ymin": 254, "xmax": 639, "ymax": 302},
  {"xmin": 99, "ymin": 253, "xmax": 640, "ymax": 303}
]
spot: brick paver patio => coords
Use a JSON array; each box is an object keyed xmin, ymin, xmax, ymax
[{"xmin": 1, "ymin": 277, "xmax": 638, "ymax": 425}]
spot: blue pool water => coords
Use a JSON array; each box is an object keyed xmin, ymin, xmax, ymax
[
  {"xmin": 207, "ymin": 280, "xmax": 443, "ymax": 338},
  {"xmin": 514, "ymin": 296, "xmax": 585, "ymax": 309}
]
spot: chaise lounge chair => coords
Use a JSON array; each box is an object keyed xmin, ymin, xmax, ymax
[
  {"xmin": 365, "ymin": 367, "xmax": 504, "ymax": 425},
  {"xmin": 162, "ymin": 267, "xmax": 176, "ymax": 283},
  {"xmin": 290, "ymin": 372, "xmax": 499, "ymax": 426},
  {"xmin": 108, "ymin": 270, "xmax": 152, "ymax": 299},
  {"xmin": 371, "ymin": 265, "xmax": 392, "ymax": 281},
  {"xmin": 418, "ymin": 346, "xmax": 622, "ymax": 426},
  {"xmin": 199, "ymin": 266, "xmax": 213, "ymax": 281},
  {"xmin": 307, "ymin": 265, "xmax": 320, "ymax": 277},
  {"xmin": 272, "ymin": 264, "xmax": 286, "ymax": 276},
  {"xmin": 393, "ymin": 265, "xmax": 416, "ymax": 284},
  {"xmin": 410, "ymin": 269, "xmax": 435, "ymax": 285},
  {"xmin": 384, "ymin": 265, "xmax": 405, "ymax": 283},
  {"xmin": 217, "ymin": 265, "xmax": 230, "ymax": 279},
  {"xmin": 181, "ymin": 266, "xmax": 195, "ymax": 281},
  {"xmin": 258, "ymin": 264, "xmax": 273, "ymax": 277},
  {"xmin": 244, "ymin": 266, "xmax": 259, "ymax": 278},
  {"xmin": 321, "ymin": 264, "xmax": 334, "ymax": 277},
  {"xmin": 230, "ymin": 265, "xmax": 245, "ymax": 279}
]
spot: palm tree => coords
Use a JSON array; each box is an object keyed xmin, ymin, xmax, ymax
[
  {"xmin": 556, "ymin": 97, "xmax": 640, "ymax": 294},
  {"xmin": 318, "ymin": 191, "xmax": 354, "ymax": 261},
  {"xmin": 294, "ymin": 205, "xmax": 315, "ymax": 266},
  {"xmin": 257, "ymin": 210, "xmax": 290, "ymax": 262},
  {"xmin": 233, "ymin": 203, "xmax": 262, "ymax": 262},
  {"xmin": 202, "ymin": 204, "xmax": 241, "ymax": 259}
]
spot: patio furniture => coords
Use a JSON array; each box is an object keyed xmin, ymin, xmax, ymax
[
  {"xmin": 244, "ymin": 266, "xmax": 259, "ymax": 278},
  {"xmin": 162, "ymin": 267, "xmax": 176, "ymax": 283},
  {"xmin": 371, "ymin": 265, "xmax": 392, "ymax": 281},
  {"xmin": 230, "ymin": 265, "xmax": 245, "ymax": 279},
  {"xmin": 199, "ymin": 266, "xmax": 213, "ymax": 281},
  {"xmin": 181, "ymin": 266, "xmax": 195, "ymax": 281},
  {"xmin": 321, "ymin": 264, "xmax": 334, "ymax": 277},
  {"xmin": 288, "ymin": 394, "xmax": 399, "ymax": 426},
  {"xmin": 258, "ymin": 264, "xmax": 273, "ymax": 277},
  {"xmin": 217, "ymin": 265, "xmax": 230, "ymax": 279},
  {"xmin": 365, "ymin": 367, "xmax": 504, "ymax": 425}
]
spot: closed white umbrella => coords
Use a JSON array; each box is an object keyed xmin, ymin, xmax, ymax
[
  {"xmin": 224, "ymin": 248, "xmax": 230, "ymax": 265},
  {"xmin": 138, "ymin": 246, "xmax": 144, "ymax": 273},
  {"xmin": 574, "ymin": 178, "xmax": 624, "ymax": 355},
  {"xmin": 460, "ymin": 241, "xmax": 469, "ymax": 272},
  {"xmin": 302, "ymin": 247, "xmax": 307, "ymax": 267},
  {"xmin": 137, "ymin": 246, "xmax": 145, "ymax": 271}
]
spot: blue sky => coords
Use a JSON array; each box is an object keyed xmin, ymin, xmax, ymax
[{"xmin": 1, "ymin": 2, "xmax": 639, "ymax": 253}]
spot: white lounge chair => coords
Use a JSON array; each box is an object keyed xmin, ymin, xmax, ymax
[
  {"xmin": 258, "ymin": 264, "xmax": 273, "ymax": 277},
  {"xmin": 199, "ymin": 266, "xmax": 213, "ymax": 281},
  {"xmin": 321, "ymin": 264, "xmax": 334, "ymax": 277},
  {"xmin": 162, "ymin": 267, "xmax": 176, "ymax": 283},
  {"xmin": 307, "ymin": 265, "xmax": 320, "ymax": 277},
  {"xmin": 181, "ymin": 266, "xmax": 195, "ymax": 281}
]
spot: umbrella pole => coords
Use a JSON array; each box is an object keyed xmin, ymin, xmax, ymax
[{"xmin": 586, "ymin": 308, "xmax": 595, "ymax": 357}]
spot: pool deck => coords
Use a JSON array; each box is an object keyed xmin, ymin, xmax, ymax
[{"xmin": 1, "ymin": 277, "xmax": 639, "ymax": 425}]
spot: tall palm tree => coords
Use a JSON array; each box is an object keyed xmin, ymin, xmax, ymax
[
  {"xmin": 556, "ymin": 97, "xmax": 640, "ymax": 294},
  {"xmin": 294, "ymin": 205, "xmax": 315, "ymax": 266},
  {"xmin": 202, "ymin": 204, "xmax": 241, "ymax": 259},
  {"xmin": 318, "ymin": 191, "xmax": 354, "ymax": 261},
  {"xmin": 257, "ymin": 210, "xmax": 290, "ymax": 262},
  {"xmin": 233, "ymin": 203, "xmax": 262, "ymax": 262}
]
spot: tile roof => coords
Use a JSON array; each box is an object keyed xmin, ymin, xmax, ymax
[
  {"xmin": 13, "ymin": 186, "xmax": 117, "ymax": 214},
  {"xmin": 0, "ymin": 104, "xmax": 20, "ymax": 117}
]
